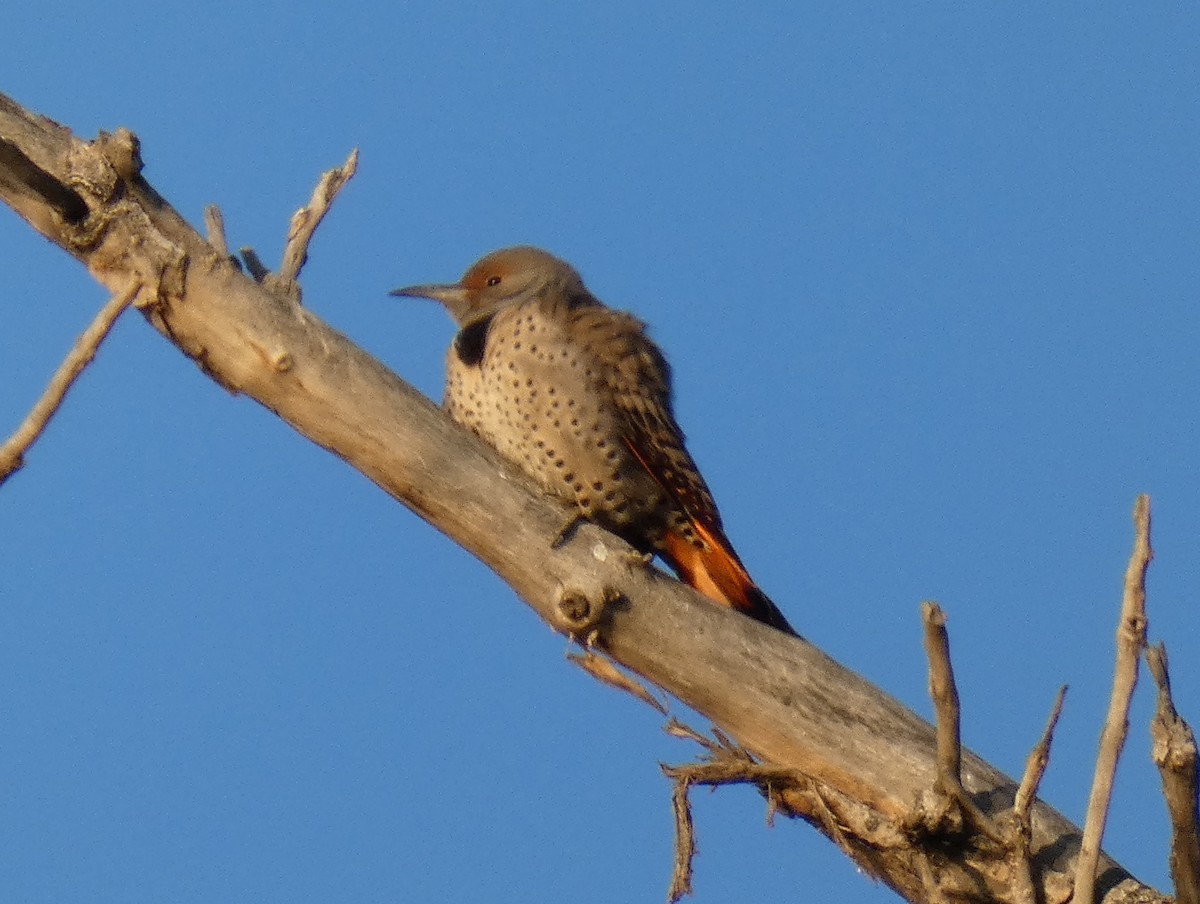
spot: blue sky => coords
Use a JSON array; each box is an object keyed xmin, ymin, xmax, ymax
[{"xmin": 2, "ymin": 3, "xmax": 1197, "ymax": 902}]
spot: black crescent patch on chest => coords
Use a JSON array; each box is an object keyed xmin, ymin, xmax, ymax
[{"xmin": 453, "ymin": 314, "xmax": 494, "ymax": 367}]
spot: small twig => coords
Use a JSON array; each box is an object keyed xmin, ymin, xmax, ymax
[
  {"xmin": 668, "ymin": 775, "xmax": 695, "ymax": 903},
  {"xmin": 662, "ymin": 760, "xmax": 798, "ymax": 788},
  {"xmin": 661, "ymin": 759, "xmax": 803, "ymax": 903},
  {"xmin": 710, "ymin": 726, "xmax": 750, "ymax": 760},
  {"xmin": 1015, "ymin": 685, "xmax": 1068, "ymax": 819},
  {"xmin": 662, "ymin": 723, "xmax": 803, "ymax": 902},
  {"xmin": 663, "ymin": 719, "xmax": 754, "ymax": 764},
  {"xmin": 1009, "ymin": 685, "xmax": 1068, "ymax": 904},
  {"xmin": 664, "ymin": 718, "xmax": 711, "ymax": 749},
  {"xmin": 235, "ymin": 150, "xmax": 357, "ymax": 303},
  {"xmin": 1147, "ymin": 643, "xmax": 1200, "ymax": 904},
  {"xmin": 239, "ymin": 246, "xmax": 270, "ymax": 282},
  {"xmin": 920, "ymin": 601, "xmax": 1004, "ymax": 844},
  {"xmin": 203, "ymin": 204, "xmax": 230, "ymax": 257},
  {"xmin": 1075, "ymin": 494, "xmax": 1152, "ymax": 904},
  {"xmin": 0, "ymin": 280, "xmax": 142, "ymax": 487},
  {"xmin": 277, "ymin": 147, "xmax": 358, "ymax": 286},
  {"xmin": 567, "ymin": 650, "xmax": 667, "ymax": 715},
  {"xmin": 922, "ymin": 602, "xmax": 962, "ymax": 785}
]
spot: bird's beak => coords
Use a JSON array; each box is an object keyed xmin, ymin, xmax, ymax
[{"xmin": 389, "ymin": 282, "xmax": 472, "ymax": 322}]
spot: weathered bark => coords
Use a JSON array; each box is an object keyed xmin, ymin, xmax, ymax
[{"xmin": 0, "ymin": 92, "xmax": 1169, "ymax": 904}]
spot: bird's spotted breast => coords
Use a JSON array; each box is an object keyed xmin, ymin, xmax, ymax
[{"xmin": 444, "ymin": 297, "xmax": 668, "ymax": 545}]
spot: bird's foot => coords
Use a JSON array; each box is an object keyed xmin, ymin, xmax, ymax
[{"xmin": 550, "ymin": 512, "xmax": 588, "ymax": 549}]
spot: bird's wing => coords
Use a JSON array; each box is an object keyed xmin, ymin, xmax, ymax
[
  {"xmin": 566, "ymin": 305, "xmax": 724, "ymax": 532},
  {"xmin": 565, "ymin": 304, "xmax": 797, "ymax": 635}
]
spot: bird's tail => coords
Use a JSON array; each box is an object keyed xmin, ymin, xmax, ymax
[{"xmin": 661, "ymin": 524, "xmax": 797, "ymax": 636}]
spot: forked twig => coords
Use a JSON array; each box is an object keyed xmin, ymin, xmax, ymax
[
  {"xmin": 235, "ymin": 149, "xmax": 358, "ymax": 302},
  {"xmin": 278, "ymin": 147, "xmax": 358, "ymax": 286},
  {"xmin": 661, "ymin": 720, "xmax": 799, "ymax": 902}
]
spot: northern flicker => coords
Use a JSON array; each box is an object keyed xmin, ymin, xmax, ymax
[{"xmin": 392, "ymin": 246, "xmax": 795, "ymax": 635}]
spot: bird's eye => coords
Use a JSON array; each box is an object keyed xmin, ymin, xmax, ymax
[{"xmin": 486, "ymin": 275, "xmax": 502, "ymax": 287}]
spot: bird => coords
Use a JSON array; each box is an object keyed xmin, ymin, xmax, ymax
[{"xmin": 392, "ymin": 246, "xmax": 795, "ymax": 636}]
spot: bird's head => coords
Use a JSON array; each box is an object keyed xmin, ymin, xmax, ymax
[{"xmin": 391, "ymin": 246, "xmax": 586, "ymax": 326}]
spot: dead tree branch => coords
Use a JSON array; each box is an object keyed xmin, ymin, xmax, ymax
[
  {"xmin": 238, "ymin": 148, "xmax": 358, "ymax": 303},
  {"xmin": 918, "ymin": 602, "xmax": 1004, "ymax": 844},
  {"xmin": 0, "ymin": 278, "xmax": 142, "ymax": 485},
  {"xmin": 1015, "ymin": 686, "xmax": 1068, "ymax": 822},
  {"xmin": 277, "ymin": 149, "xmax": 357, "ymax": 288},
  {"xmin": 0, "ymin": 91, "xmax": 1170, "ymax": 904},
  {"xmin": 923, "ymin": 601, "xmax": 964, "ymax": 790},
  {"xmin": 1008, "ymin": 686, "xmax": 1068, "ymax": 904},
  {"xmin": 1076, "ymin": 496, "xmax": 1152, "ymax": 904},
  {"xmin": 1147, "ymin": 644, "xmax": 1200, "ymax": 904}
]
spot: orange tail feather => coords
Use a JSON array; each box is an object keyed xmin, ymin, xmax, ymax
[{"xmin": 662, "ymin": 525, "xmax": 796, "ymax": 636}]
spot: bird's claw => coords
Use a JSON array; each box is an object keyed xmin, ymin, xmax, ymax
[{"xmin": 550, "ymin": 512, "xmax": 588, "ymax": 549}]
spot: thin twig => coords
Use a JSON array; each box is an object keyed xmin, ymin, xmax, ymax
[
  {"xmin": 235, "ymin": 150, "xmax": 357, "ymax": 303},
  {"xmin": 1075, "ymin": 494, "xmax": 1152, "ymax": 904},
  {"xmin": 1015, "ymin": 685, "xmax": 1068, "ymax": 819},
  {"xmin": 567, "ymin": 650, "xmax": 667, "ymax": 714},
  {"xmin": 922, "ymin": 602, "xmax": 962, "ymax": 785},
  {"xmin": 661, "ymin": 723, "xmax": 805, "ymax": 902},
  {"xmin": 204, "ymin": 204, "xmax": 230, "ymax": 257},
  {"xmin": 661, "ymin": 758, "xmax": 803, "ymax": 903},
  {"xmin": 662, "ymin": 760, "xmax": 803, "ymax": 788},
  {"xmin": 920, "ymin": 601, "xmax": 1005, "ymax": 844},
  {"xmin": 239, "ymin": 246, "xmax": 270, "ymax": 282},
  {"xmin": 664, "ymin": 718, "xmax": 711, "ymax": 748},
  {"xmin": 667, "ymin": 775, "xmax": 695, "ymax": 903},
  {"xmin": 1147, "ymin": 643, "xmax": 1200, "ymax": 904},
  {"xmin": 0, "ymin": 280, "xmax": 142, "ymax": 486},
  {"xmin": 1009, "ymin": 685, "xmax": 1068, "ymax": 904},
  {"xmin": 277, "ymin": 147, "xmax": 358, "ymax": 285}
]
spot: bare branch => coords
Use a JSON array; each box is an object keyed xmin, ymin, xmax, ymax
[
  {"xmin": 204, "ymin": 204, "xmax": 230, "ymax": 257},
  {"xmin": 567, "ymin": 650, "xmax": 667, "ymax": 715},
  {"xmin": 278, "ymin": 147, "xmax": 358, "ymax": 286},
  {"xmin": 667, "ymin": 773, "xmax": 696, "ymax": 903},
  {"xmin": 662, "ymin": 753, "xmax": 798, "ymax": 903},
  {"xmin": 1076, "ymin": 495, "xmax": 1153, "ymax": 904},
  {"xmin": 1016, "ymin": 685, "xmax": 1068, "ymax": 819},
  {"xmin": 233, "ymin": 149, "xmax": 357, "ymax": 304},
  {"xmin": 922, "ymin": 602, "xmax": 962, "ymax": 788},
  {"xmin": 0, "ymin": 279, "xmax": 142, "ymax": 486},
  {"xmin": 1147, "ymin": 643, "xmax": 1200, "ymax": 904},
  {"xmin": 919, "ymin": 602, "xmax": 1003, "ymax": 845},
  {"xmin": 1009, "ymin": 685, "xmax": 1069, "ymax": 904}
]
